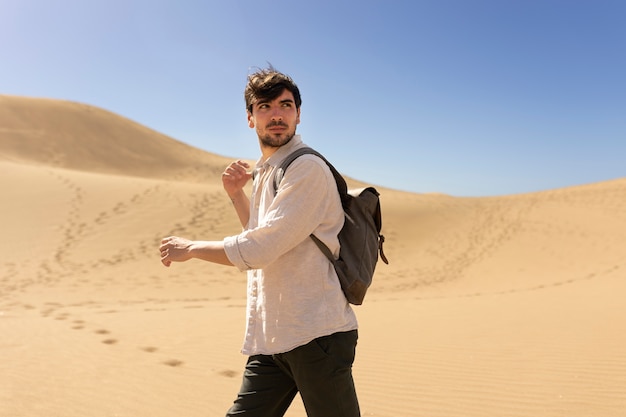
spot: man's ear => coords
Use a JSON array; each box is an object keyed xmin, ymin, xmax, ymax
[
  {"xmin": 247, "ymin": 110, "xmax": 255, "ymax": 128},
  {"xmin": 296, "ymin": 107, "xmax": 301, "ymax": 125}
]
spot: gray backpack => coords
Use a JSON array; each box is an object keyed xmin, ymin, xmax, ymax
[{"xmin": 272, "ymin": 147, "xmax": 388, "ymax": 305}]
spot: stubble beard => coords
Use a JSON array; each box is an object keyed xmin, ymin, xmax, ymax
[{"xmin": 259, "ymin": 128, "xmax": 297, "ymax": 149}]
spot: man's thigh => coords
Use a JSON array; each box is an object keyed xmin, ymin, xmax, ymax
[
  {"xmin": 225, "ymin": 355, "xmax": 298, "ymax": 417},
  {"xmin": 277, "ymin": 330, "xmax": 360, "ymax": 417}
]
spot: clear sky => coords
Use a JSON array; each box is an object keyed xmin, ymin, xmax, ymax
[{"xmin": 2, "ymin": 0, "xmax": 625, "ymax": 196}]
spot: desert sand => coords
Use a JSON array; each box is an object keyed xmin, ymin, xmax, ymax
[{"xmin": 1, "ymin": 95, "xmax": 625, "ymax": 417}]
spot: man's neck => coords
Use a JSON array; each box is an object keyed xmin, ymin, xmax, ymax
[{"xmin": 260, "ymin": 143, "xmax": 280, "ymax": 161}]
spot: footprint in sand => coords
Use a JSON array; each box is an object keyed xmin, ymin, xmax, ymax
[
  {"xmin": 163, "ymin": 359, "xmax": 184, "ymax": 367},
  {"xmin": 218, "ymin": 370, "xmax": 238, "ymax": 378},
  {"xmin": 140, "ymin": 346, "xmax": 158, "ymax": 353}
]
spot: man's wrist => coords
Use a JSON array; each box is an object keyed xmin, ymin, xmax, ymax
[{"xmin": 228, "ymin": 190, "xmax": 246, "ymax": 204}]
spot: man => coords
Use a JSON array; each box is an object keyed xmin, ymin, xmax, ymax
[{"xmin": 159, "ymin": 67, "xmax": 360, "ymax": 417}]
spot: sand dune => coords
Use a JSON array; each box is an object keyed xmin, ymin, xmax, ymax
[
  {"xmin": 0, "ymin": 95, "xmax": 234, "ymax": 181},
  {"xmin": 1, "ymin": 95, "xmax": 625, "ymax": 416}
]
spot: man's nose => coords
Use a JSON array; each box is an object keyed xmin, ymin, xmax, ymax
[{"xmin": 270, "ymin": 108, "xmax": 283, "ymax": 120}]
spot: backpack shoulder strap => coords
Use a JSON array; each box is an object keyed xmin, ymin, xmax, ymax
[
  {"xmin": 275, "ymin": 147, "xmax": 350, "ymax": 208},
  {"xmin": 310, "ymin": 234, "xmax": 337, "ymax": 265}
]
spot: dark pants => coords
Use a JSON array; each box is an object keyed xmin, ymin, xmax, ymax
[{"xmin": 225, "ymin": 330, "xmax": 360, "ymax": 417}]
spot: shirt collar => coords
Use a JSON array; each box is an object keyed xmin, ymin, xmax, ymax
[{"xmin": 256, "ymin": 134, "xmax": 305, "ymax": 169}]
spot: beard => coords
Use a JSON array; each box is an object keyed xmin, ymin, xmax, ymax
[{"xmin": 258, "ymin": 123, "xmax": 297, "ymax": 149}]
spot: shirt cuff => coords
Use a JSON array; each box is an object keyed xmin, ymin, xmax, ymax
[{"xmin": 223, "ymin": 235, "xmax": 249, "ymax": 271}]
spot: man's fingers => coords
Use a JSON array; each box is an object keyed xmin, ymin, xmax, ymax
[
  {"xmin": 160, "ymin": 237, "xmax": 174, "ymax": 267},
  {"xmin": 224, "ymin": 161, "xmax": 251, "ymax": 177}
]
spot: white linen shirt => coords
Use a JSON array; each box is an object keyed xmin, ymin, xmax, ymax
[{"xmin": 223, "ymin": 135, "xmax": 358, "ymax": 356}]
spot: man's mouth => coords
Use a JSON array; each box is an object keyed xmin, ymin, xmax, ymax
[{"xmin": 267, "ymin": 122, "xmax": 288, "ymax": 130}]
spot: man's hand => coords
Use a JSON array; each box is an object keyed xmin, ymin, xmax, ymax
[
  {"xmin": 222, "ymin": 160, "xmax": 252, "ymax": 199},
  {"xmin": 159, "ymin": 236, "xmax": 193, "ymax": 267}
]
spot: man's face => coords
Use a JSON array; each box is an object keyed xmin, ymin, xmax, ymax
[{"xmin": 247, "ymin": 89, "xmax": 301, "ymax": 149}]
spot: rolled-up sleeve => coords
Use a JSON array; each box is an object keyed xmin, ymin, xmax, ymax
[{"xmin": 223, "ymin": 234, "xmax": 249, "ymax": 271}]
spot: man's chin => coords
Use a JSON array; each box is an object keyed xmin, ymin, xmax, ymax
[{"xmin": 260, "ymin": 132, "xmax": 295, "ymax": 149}]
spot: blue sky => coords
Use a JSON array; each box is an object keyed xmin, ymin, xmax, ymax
[{"xmin": 2, "ymin": 0, "xmax": 625, "ymax": 196}]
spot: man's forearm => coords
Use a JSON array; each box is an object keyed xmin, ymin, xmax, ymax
[
  {"xmin": 160, "ymin": 236, "xmax": 233, "ymax": 267},
  {"xmin": 189, "ymin": 240, "xmax": 233, "ymax": 266}
]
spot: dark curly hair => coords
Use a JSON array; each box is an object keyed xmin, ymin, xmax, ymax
[{"xmin": 244, "ymin": 66, "xmax": 302, "ymax": 114}]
